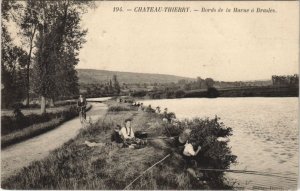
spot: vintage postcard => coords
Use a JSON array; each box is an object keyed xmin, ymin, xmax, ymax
[{"xmin": 1, "ymin": 0, "xmax": 299, "ymax": 190}]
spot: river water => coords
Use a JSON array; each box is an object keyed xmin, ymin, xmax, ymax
[{"xmin": 142, "ymin": 98, "xmax": 298, "ymax": 189}]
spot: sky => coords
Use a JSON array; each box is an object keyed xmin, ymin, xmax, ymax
[{"xmin": 77, "ymin": 1, "xmax": 299, "ymax": 81}]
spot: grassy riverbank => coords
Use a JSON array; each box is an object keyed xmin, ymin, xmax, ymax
[
  {"xmin": 2, "ymin": 100, "xmax": 235, "ymax": 189},
  {"xmin": 1, "ymin": 105, "xmax": 92, "ymax": 148}
]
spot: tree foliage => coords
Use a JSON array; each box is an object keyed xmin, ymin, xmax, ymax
[
  {"xmin": 1, "ymin": 0, "xmax": 28, "ymax": 108},
  {"xmin": 1, "ymin": 0, "xmax": 93, "ymax": 110},
  {"xmin": 29, "ymin": 1, "xmax": 92, "ymax": 112}
]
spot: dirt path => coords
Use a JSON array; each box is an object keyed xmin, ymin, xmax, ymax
[{"xmin": 1, "ymin": 102, "xmax": 107, "ymax": 181}]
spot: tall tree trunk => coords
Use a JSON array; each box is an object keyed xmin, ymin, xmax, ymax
[
  {"xmin": 41, "ymin": 96, "xmax": 46, "ymax": 114},
  {"xmin": 26, "ymin": 25, "xmax": 37, "ymax": 106}
]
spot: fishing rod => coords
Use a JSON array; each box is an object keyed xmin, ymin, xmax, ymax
[
  {"xmin": 143, "ymin": 136, "xmax": 178, "ymax": 141},
  {"xmin": 123, "ymin": 154, "xmax": 171, "ymax": 190},
  {"xmin": 197, "ymin": 168, "xmax": 295, "ymax": 179}
]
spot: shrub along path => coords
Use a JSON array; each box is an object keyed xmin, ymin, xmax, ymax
[{"xmin": 1, "ymin": 102, "xmax": 107, "ymax": 181}]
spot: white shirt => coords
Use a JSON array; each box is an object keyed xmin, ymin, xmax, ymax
[
  {"xmin": 183, "ymin": 143, "xmax": 199, "ymax": 156},
  {"xmin": 119, "ymin": 126, "xmax": 135, "ymax": 139}
]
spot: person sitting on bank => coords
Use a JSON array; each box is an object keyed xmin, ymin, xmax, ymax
[
  {"xmin": 183, "ymin": 141, "xmax": 201, "ymax": 157},
  {"xmin": 138, "ymin": 103, "xmax": 144, "ymax": 111},
  {"xmin": 155, "ymin": 106, "xmax": 161, "ymax": 113},
  {"xmin": 183, "ymin": 141, "xmax": 204, "ymax": 181},
  {"xmin": 174, "ymin": 129, "xmax": 192, "ymax": 149},
  {"xmin": 119, "ymin": 118, "xmax": 147, "ymax": 148},
  {"xmin": 119, "ymin": 118, "xmax": 142, "ymax": 148},
  {"xmin": 163, "ymin": 108, "xmax": 168, "ymax": 115},
  {"xmin": 111, "ymin": 125, "xmax": 123, "ymax": 144},
  {"xmin": 120, "ymin": 118, "xmax": 135, "ymax": 139},
  {"xmin": 182, "ymin": 141, "xmax": 201, "ymax": 169}
]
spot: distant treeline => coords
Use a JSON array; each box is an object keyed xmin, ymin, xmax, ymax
[
  {"xmin": 79, "ymin": 75, "xmax": 121, "ymax": 98},
  {"xmin": 272, "ymin": 74, "xmax": 299, "ymax": 86},
  {"xmin": 131, "ymin": 86, "xmax": 298, "ymax": 99},
  {"xmin": 80, "ymin": 74, "xmax": 298, "ymax": 99},
  {"xmin": 129, "ymin": 75, "xmax": 299, "ymax": 99}
]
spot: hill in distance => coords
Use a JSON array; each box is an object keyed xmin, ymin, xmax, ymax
[{"xmin": 77, "ymin": 69, "xmax": 194, "ymax": 84}]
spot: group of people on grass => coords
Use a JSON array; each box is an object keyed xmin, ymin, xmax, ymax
[
  {"xmin": 83, "ymin": 95, "xmax": 204, "ymax": 181},
  {"xmin": 111, "ymin": 118, "xmax": 146, "ymax": 149},
  {"xmin": 111, "ymin": 117, "xmax": 201, "ymax": 159},
  {"xmin": 110, "ymin": 116, "xmax": 204, "ymax": 181}
]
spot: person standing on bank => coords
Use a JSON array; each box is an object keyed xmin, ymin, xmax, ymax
[{"xmin": 77, "ymin": 94, "xmax": 87, "ymax": 120}]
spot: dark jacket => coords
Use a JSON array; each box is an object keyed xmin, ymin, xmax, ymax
[
  {"xmin": 77, "ymin": 97, "xmax": 87, "ymax": 107},
  {"xmin": 111, "ymin": 130, "xmax": 123, "ymax": 143}
]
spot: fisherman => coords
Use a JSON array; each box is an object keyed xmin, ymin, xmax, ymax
[
  {"xmin": 138, "ymin": 103, "xmax": 144, "ymax": 111},
  {"xmin": 183, "ymin": 141, "xmax": 203, "ymax": 181},
  {"xmin": 119, "ymin": 118, "xmax": 143, "ymax": 148},
  {"xmin": 171, "ymin": 118, "xmax": 180, "ymax": 127},
  {"xmin": 162, "ymin": 117, "xmax": 169, "ymax": 123},
  {"xmin": 146, "ymin": 104, "xmax": 154, "ymax": 113},
  {"xmin": 120, "ymin": 118, "xmax": 135, "ymax": 140},
  {"xmin": 174, "ymin": 129, "xmax": 191, "ymax": 149},
  {"xmin": 163, "ymin": 108, "xmax": 168, "ymax": 115},
  {"xmin": 111, "ymin": 125, "xmax": 123, "ymax": 144},
  {"xmin": 155, "ymin": 106, "xmax": 161, "ymax": 113},
  {"xmin": 183, "ymin": 141, "xmax": 201, "ymax": 158}
]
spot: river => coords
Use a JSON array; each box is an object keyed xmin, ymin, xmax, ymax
[{"xmin": 142, "ymin": 98, "xmax": 298, "ymax": 189}]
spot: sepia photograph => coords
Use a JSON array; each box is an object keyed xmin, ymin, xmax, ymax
[{"xmin": 1, "ymin": 0, "xmax": 299, "ymax": 190}]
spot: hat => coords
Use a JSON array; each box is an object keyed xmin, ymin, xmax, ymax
[
  {"xmin": 125, "ymin": 118, "xmax": 132, "ymax": 122},
  {"xmin": 183, "ymin": 129, "xmax": 192, "ymax": 135}
]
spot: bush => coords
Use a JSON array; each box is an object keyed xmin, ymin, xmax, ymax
[
  {"xmin": 1, "ymin": 118, "xmax": 63, "ymax": 148},
  {"xmin": 175, "ymin": 90, "xmax": 186, "ymax": 98},
  {"xmin": 1, "ymin": 105, "xmax": 92, "ymax": 148},
  {"xmin": 163, "ymin": 116, "xmax": 236, "ymax": 187},
  {"xmin": 108, "ymin": 106, "xmax": 130, "ymax": 112},
  {"xmin": 162, "ymin": 112, "xmax": 176, "ymax": 121},
  {"xmin": 165, "ymin": 90, "xmax": 175, "ymax": 99},
  {"xmin": 1, "ymin": 107, "xmax": 74, "ymax": 135},
  {"xmin": 131, "ymin": 90, "xmax": 147, "ymax": 97},
  {"xmin": 207, "ymin": 87, "xmax": 219, "ymax": 98},
  {"xmin": 149, "ymin": 92, "xmax": 163, "ymax": 99}
]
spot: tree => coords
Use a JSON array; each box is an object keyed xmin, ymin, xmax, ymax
[
  {"xmin": 205, "ymin": 78, "xmax": 214, "ymax": 88},
  {"xmin": 196, "ymin": 77, "xmax": 203, "ymax": 89},
  {"xmin": 1, "ymin": 0, "xmax": 27, "ymax": 108},
  {"xmin": 112, "ymin": 75, "xmax": 120, "ymax": 94},
  {"xmin": 19, "ymin": 0, "xmax": 40, "ymax": 106},
  {"xmin": 31, "ymin": 0, "xmax": 92, "ymax": 113},
  {"xmin": 184, "ymin": 83, "xmax": 191, "ymax": 91}
]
